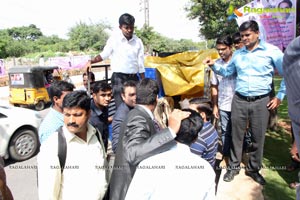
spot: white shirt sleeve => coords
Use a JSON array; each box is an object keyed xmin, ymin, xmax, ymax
[
  {"xmin": 100, "ymin": 36, "xmax": 114, "ymax": 60},
  {"xmin": 210, "ymin": 70, "xmax": 218, "ymax": 85},
  {"xmin": 137, "ymin": 38, "xmax": 145, "ymax": 73}
]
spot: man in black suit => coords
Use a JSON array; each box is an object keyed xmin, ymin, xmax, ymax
[
  {"xmin": 111, "ymin": 80, "xmax": 137, "ymax": 153},
  {"xmin": 89, "ymin": 81, "xmax": 112, "ymax": 152},
  {"xmin": 109, "ymin": 78, "xmax": 191, "ymax": 200}
]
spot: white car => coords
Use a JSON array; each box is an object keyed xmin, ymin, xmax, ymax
[{"xmin": 0, "ymin": 105, "xmax": 43, "ymax": 161}]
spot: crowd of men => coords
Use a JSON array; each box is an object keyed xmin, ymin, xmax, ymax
[{"xmin": 1, "ymin": 11, "xmax": 300, "ymax": 200}]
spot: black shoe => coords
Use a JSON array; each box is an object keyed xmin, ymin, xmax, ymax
[
  {"xmin": 245, "ymin": 142, "xmax": 254, "ymax": 153},
  {"xmin": 223, "ymin": 170, "xmax": 239, "ymax": 182},
  {"xmin": 245, "ymin": 171, "xmax": 266, "ymax": 185}
]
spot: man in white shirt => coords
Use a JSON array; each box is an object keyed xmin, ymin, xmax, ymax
[
  {"xmin": 88, "ymin": 13, "xmax": 145, "ymax": 108},
  {"xmin": 125, "ymin": 108, "xmax": 216, "ymax": 200},
  {"xmin": 37, "ymin": 91, "xmax": 108, "ymax": 200}
]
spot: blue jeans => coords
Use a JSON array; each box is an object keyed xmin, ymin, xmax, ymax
[{"xmin": 220, "ymin": 110, "xmax": 232, "ymax": 157}]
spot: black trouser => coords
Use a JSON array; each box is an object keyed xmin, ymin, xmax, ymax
[
  {"xmin": 229, "ymin": 93, "xmax": 270, "ymax": 172},
  {"xmin": 111, "ymin": 72, "xmax": 139, "ymax": 108}
]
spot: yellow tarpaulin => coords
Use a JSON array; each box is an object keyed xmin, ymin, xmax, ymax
[{"xmin": 144, "ymin": 49, "xmax": 219, "ymax": 97}]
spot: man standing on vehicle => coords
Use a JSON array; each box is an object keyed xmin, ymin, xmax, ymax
[
  {"xmin": 87, "ymin": 13, "xmax": 145, "ymax": 108},
  {"xmin": 39, "ymin": 81, "xmax": 75, "ymax": 143}
]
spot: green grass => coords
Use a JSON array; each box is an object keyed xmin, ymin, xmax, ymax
[{"xmin": 263, "ymin": 77, "xmax": 297, "ymax": 200}]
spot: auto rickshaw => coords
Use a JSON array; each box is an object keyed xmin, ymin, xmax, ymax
[{"xmin": 8, "ymin": 66, "xmax": 62, "ymax": 110}]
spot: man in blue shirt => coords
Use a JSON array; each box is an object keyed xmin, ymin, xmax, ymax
[
  {"xmin": 204, "ymin": 20, "xmax": 286, "ymax": 185},
  {"xmin": 39, "ymin": 81, "xmax": 75, "ymax": 143}
]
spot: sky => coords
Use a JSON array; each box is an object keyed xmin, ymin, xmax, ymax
[{"xmin": 1, "ymin": 0, "xmax": 201, "ymax": 42}]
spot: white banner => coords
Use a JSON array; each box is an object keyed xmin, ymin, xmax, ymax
[
  {"xmin": 235, "ymin": 0, "xmax": 297, "ymax": 51},
  {"xmin": 0, "ymin": 59, "xmax": 5, "ymax": 76},
  {"xmin": 49, "ymin": 55, "xmax": 91, "ymax": 70}
]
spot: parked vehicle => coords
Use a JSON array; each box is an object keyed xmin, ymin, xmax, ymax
[
  {"xmin": 8, "ymin": 66, "xmax": 62, "ymax": 110},
  {"xmin": 0, "ymin": 105, "xmax": 42, "ymax": 161}
]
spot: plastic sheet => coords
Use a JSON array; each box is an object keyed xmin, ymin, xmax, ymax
[{"xmin": 144, "ymin": 49, "xmax": 219, "ymax": 97}]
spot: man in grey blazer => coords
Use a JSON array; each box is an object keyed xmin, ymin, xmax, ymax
[
  {"xmin": 109, "ymin": 78, "xmax": 191, "ymax": 200},
  {"xmin": 282, "ymin": 36, "xmax": 300, "ymax": 199}
]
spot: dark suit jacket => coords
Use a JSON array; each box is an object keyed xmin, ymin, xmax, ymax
[
  {"xmin": 89, "ymin": 99, "xmax": 109, "ymax": 151},
  {"xmin": 111, "ymin": 102, "xmax": 133, "ymax": 153},
  {"xmin": 109, "ymin": 105, "xmax": 176, "ymax": 200}
]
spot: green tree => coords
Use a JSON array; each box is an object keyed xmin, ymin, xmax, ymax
[
  {"xmin": 68, "ymin": 21, "xmax": 111, "ymax": 51},
  {"xmin": 135, "ymin": 25, "xmax": 158, "ymax": 53},
  {"xmin": 6, "ymin": 40, "xmax": 27, "ymax": 57},
  {"xmin": 185, "ymin": 0, "xmax": 250, "ymax": 39},
  {"xmin": 0, "ymin": 30, "xmax": 12, "ymax": 58},
  {"xmin": 35, "ymin": 35, "xmax": 70, "ymax": 52},
  {"xmin": 135, "ymin": 26, "xmax": 201, "ymax": 53},
  {"xmin": 7, "ymin": 24, "xmax": 43, "ymax": 41}
]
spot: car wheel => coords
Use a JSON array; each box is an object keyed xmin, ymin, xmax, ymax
[
  {"xmin": 35, "ymin": 101, "xmax": 45, "ymax": 111},
  {"xmin": 8, "ymin": 129, "xmax": 39, "ymax": 161}
]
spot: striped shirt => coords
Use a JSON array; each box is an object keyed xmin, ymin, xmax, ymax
[
  {"xmin": 211, "ymin": 58, "xmax": 236, "ymax": 112},
  {"xmin": 190, "ymin": 122, "xmax": 219, "ymax": 167}
]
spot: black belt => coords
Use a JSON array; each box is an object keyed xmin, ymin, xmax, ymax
[
  {"xmin": 114, "ymin": 72, "xmax": 137, "ymax": 78},
  {"xmin": 235, "ymin": 92, "xmax": 270, "ymax": 102}
]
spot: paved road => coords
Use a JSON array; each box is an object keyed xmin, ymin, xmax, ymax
[{"xmin": 5, "ymin": 157, "xmax": 39, "ymax": 200}]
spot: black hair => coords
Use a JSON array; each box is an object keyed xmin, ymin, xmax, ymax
[
  {"xmin": 189, "ymin": 98, "xmax": 213, "ymax": 121},
  {"xmin": 83, "ymin": 71, "xmax": 95, "ymax": 82},
  {"xmin": 62, "ymin": 90, "xmax": 90, "ymax": 112},
  {"xmin": 278, "ymin": 0, "xmax": 292, "ymax": 8},
  {"xmin": 189, "ymin": 97, "xmax": 211, "ymax": 105},
  {"xmin": 121, "ymin": 80, "xmax": 137, "ymax": 94},
  {"xmin": 92, "ymin": 81, "xmax": 112, "ymax": 94},
  {"xmin": 232, "ymin": 32, "xmax": 242, "ymax": 44},
  {"xmin": 197, "ymin": 103, "xmax": 213, "ymax": 121},
  {"xmin": 119, "ymin": 13, "xmax": 135, "ymax": 26},
  {"xmin": 216, "ymin": 35, "xmax": 233, "ymax": 46},
  {"xmin": 48, "ymin": 81, "xmax": 75, "ymax": 104},
  {"xmin": 239, "ymin": 20, "xmax": 259, "ymax": 32},
  {"xmin": 136, "ymin": 78, "xmax": 159, "ymax": 105},
  {"xmin": 175, "ymin": 109, "xmax": 204, "ymax": 146}
]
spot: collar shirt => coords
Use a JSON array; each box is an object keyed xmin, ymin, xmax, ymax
[
  {"xmin": 90, "ymin": 99, "xmax": 109, "ymax": 125},
  {"xmin": 38, "ymin": 106, "xmax": 64, "ymax": 144},
  {"xmin": 190, "ymin": 121, "xmax": 219, "ymax": 167},
  {"xmin": 212, "ymin": 41, "xmax": 286, "ymax": 100},
  {"xmin": 37, "ymin": 123, "xmax": 108, "ymax": 200},
  {"xmin": 90, "ymin": 99, "xmax": 109, "ymax": 150},
  {"xmin": 125, "ymin": 143, "xmax": 216, "ymax": 200},
  {"xmin": 210, "ymin": 59, "xmax": 236, "ymax": 112},
  {"xmin": 138, "ymin": 104, "xmax": 154, "ymax": 120},
  {"xmin": 138, "ymin": 104, "xmax": 164, "ymax": 133},
  {"xmin": 100, "ymin": 31, "xmax": 145, "ymax": 74}
]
